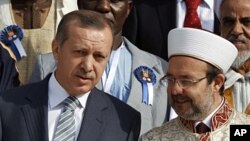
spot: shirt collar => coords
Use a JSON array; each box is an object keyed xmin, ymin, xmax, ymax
[
  {"xmin": 48, "ymin": 72, "xmax": 90, "ymax": 109},
  {"xmin": 195, "ymin": 97, "xmax": 225, "ymax": 128},
  {"xmin": 177, "ymin": 0, "xmax": 214, "ymax": 9}
]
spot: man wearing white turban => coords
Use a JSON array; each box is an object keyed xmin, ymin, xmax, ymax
[{"xmin": 140, "ymin": 28, "xmax": 250, "ymax": 141}]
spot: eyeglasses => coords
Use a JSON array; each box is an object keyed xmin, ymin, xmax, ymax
[{"xmin": 161, "ymin": 76, "xmax": 207, "ymax": 88}]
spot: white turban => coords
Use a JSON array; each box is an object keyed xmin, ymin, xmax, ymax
[{"xmin": 168, "ymin": 28, "xmax": 238, "ymax": 73}]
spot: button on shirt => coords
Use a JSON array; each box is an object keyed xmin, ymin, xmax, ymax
[{"xmin": 48, "ymin": 73, "xmax": 90, "ymax": 141}]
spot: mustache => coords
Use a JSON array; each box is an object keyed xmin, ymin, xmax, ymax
[
  {"xmin": 227, "ymin": 34, "xmax": 247, "ymax": 43},
  {"xmin": 172, "ymin": 95, "xmax": 190, "ymax": 101},
  {"xmin": 75, "ymin": 69, "xmax": 94, "ymax": 79}
]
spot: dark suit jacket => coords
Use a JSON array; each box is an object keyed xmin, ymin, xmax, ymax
[
  {"xmin": 123, "ymin": 0, "xmax": 220, "ymax": 61},
  {"xmin": 0, "ymin": 42, "xmax": 20, "ymax": 92},
  {"xmin": 0, "ymin": 74, "xmax": 141, "ymax": 141}
]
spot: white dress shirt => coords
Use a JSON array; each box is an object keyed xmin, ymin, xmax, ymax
[
  {"xmin": 176, "ymin": 0, "xmax": 222, "ymax": 32},
  {"xmin": 48, "ymin": 73, "xmax": 90, "ymax": 141}
]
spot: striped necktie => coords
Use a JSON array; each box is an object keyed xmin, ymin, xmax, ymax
[{"xmin": 53, "ymin": 96, "xmax": 80, "ymax": 141}]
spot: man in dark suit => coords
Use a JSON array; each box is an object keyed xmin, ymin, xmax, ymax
[
  {"xmin": 123, "ymin": 0, "xmax": 221, "ymax": 61},
  {"xmin": 0, "ymin": 10, "xmax": 141, "ymax": 141}
]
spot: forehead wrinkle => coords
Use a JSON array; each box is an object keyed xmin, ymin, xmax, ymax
[
  {"xmin": 82, "ymin": 36, "xmax": 105, "ymax": 44},
  {"xmin": 74, "ymin": 33, "xmax": 106, "ymax": 48}
]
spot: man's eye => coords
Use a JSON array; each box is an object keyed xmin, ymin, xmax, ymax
[
  {"xmin": 180, "ymin": 80, "xmax": 192, "ymax": 86},
  {"xmin": 222, "ymin": 17, "xmax": 235, "ymax": 26},
  {"xmin": 223, "ymin": 20, "xmax": 234, "ymax": 26},
  {"xmin": 241, "ymin": 18, "xmax": 250, "ymax": 26},
  {"xmin": 96, "ymin": 54, "xmax": 105, "ymax": 59},
  {"xmin": 94, "ymin": 54, "xmax": 106, "ymax": 61},
  {"xmin": 74, "ymin": 50, "xmax": 87, "ymax": 56},
  {"xmin": 76, "ymin": 50, "xmax": 83, "ymax": 54},
  {"xmin": 166, "ymin": 78, "xmax": 174, "ymax": 83}
]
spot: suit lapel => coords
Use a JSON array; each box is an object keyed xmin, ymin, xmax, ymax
[
  {"xmin": 155, "ymin": 0, "xmax": 176, "ymax": 57},
  {"xmin": 156, "ymin": 0, "xmax": 177, "ymax": 34},
  {"xmin": 20, "ymin": 75, "xmax": 50, "ymax": 141},
  {"xmin": 213, "ymin": 12, "xmax": 220, "ymax": 35},
  {"xmin": 21, "ymin": 104, "xmax": 48, "ymax": 141},
  {"xmin": 77, "ymin": 88, "xmax": 107, "ymax": 140}
]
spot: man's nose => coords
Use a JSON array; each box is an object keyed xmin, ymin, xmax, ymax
[
  {"xmin": 81, "ymin": 57, "xmax": 94, "ymax": 73},
  {"xmin": 231, "ymin": 20, "xmax": 244, "ymax": 36},
  {"xmin": 168, "ymin": 81, "xmax": 183, "ymax": 95},
  {"xmin": 96, "ymin": 0, "xmax": 111, "ymax": 13}
]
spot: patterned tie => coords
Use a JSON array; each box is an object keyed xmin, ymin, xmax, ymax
[
  {"xmin": 184, "ymin": 0, "xmax": 202, "ymax": 28},
  {"xmin": 53, "ymin": 96, "xmax": 80, "ymax": 141},
  {"xmin": 196, "ymin": 122, "xmax": 210, "ymax": 134}
]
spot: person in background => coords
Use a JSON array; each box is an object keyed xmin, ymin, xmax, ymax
[
  {"xmin": 0, "ymin": 41, "xmax": 20, "ymax": 92},
  {"xmin": 124, "ymin": 0, "xmax": 223, "ymax": 120},
  {"xmin": 0, "ymin": 10, "xmax": 141, "ymax": 141},
  {"xmin": 141, "ymin": 28, "xmax": 250, "ymax": 141},
  {"xmin": 220, "ymin": 0, "xmax": 250, "ymax": 114},
  {"xmin": 29, "ymin": 0, "xmax": 168, "ymax": 135},
  {"xmin": 123, "ymin": 0, "xmax": 221, "ymax": 61},
  {"xmin": 0, "ymin": 0, "xmax": 78, "ymax": 84}
]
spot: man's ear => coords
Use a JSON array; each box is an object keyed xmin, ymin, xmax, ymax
[
  {"xmin": 126, "ymin": 0, "xmax": 133, "ymax": 18},
  {"xmin": 212, "ymin": 73, "xmax": 225, "ymax": 92},
  {"xmin": 52, "ymin": 39, "xmax": 60, "ymax": 61}
]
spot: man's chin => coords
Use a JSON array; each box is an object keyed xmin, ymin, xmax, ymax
[{"xmin": 69, "ymin": 86, "xmax": 92, "ymax": 96}]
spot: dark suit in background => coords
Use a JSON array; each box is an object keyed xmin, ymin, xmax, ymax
[{"xmin": 123, "ymin": 0, "xmax": 220, "ymax": 61}]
